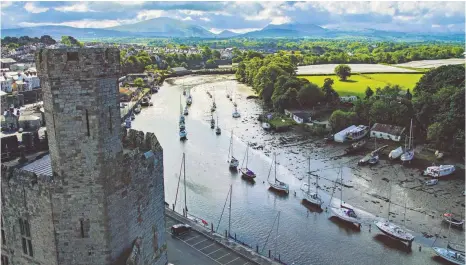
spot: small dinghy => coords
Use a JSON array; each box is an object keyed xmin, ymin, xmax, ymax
[
  {"xmin": 186, "ymin": 95, "xmax": 193, "ymax": 106},
  {"xmin": 368, "ymin": 153, "xmax": 379, "ymax": 165},
  {"xmin": 423, "ymin": 165, "xmax": 455, "ymax": 178},
  {"xmin": 425, "ymin": 179, "xmax": 438, "ymax": 186},
  {"xmin": 443, "ymin": 213, "xmax": 465, "ymax": 227},
  {"xmin": 262, "ymin": 122, "xmax": 271, "ymax": 130},
  {"xmin": 345, "ymin": 140, "xmax": 366, "ymax": 154},
  {"xmin": 183, "ymin": 106, "xmax": 189, "ymax": 116},
  {"xmin": 130, "ymin": 113, "xmax": 135, "ymax": 120},
  {"xmin": 389, "ymin": 146, "xmax": 404, "ymax": 160}
]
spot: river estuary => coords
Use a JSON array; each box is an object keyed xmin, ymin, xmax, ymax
[{"xmin": 132, "ymin": 75, "xmax": 464, "ymax": 265}]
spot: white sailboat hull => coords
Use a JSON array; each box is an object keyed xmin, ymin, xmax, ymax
[
  {"xmin": 269, "ymin": 181, "xmax": 289, "ymax": 193},
  {"xmin": 303, "ymin": 192, "xmax": 323, "ymax": 206},
  {"xmin": 400, "ymin": 150, "xmax": 414, "ymax": 162},
  {"xmin": 331, "ymin": 207, "xmax": 361, "ymax": 225},
  {"xmin": 374, "ymin": 220, "xmax": 414, "ymax": 242},
  {"xmin": 229, "ymin": 159, "xmax": 239, "ymax": 168},
  {"xmin": 389, "ymin": 146, "xmax": 404, "ymax": 160},
  {"xmin": 432, "ymin": 247, "xmax": 465, "ymax": 265}
]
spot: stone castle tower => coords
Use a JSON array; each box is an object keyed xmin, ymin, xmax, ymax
[{"xmin": 1, "ymin": 48, "xmax": 167, "ymax": 265}]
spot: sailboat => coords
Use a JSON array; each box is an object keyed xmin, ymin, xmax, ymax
[
  {"xmin": 232, "ymin": 103, "xmax": 240, "ymax": 118},
  {"xmin": 179, "ymin": 97, "xmax": 187, "ymax": 140},
  {"xmin": 389, "ymin": 137, "xmax": 406, "ymax": 160},
  {"xmin": 240, "ymin": 143, "xmax": 256, "ymax": 180},
  {"xmin": 301, "ymin": 161, "xmax": 323, "ymax": 207},
  {"xmin": 226, "ymin": 85, "xmax": 230, "ymax": 99},
  {"xmin": 174, "ymin": 153, "xmax": 189, "ymax": 217},
  {"xmin": 374, "ymin": 186, "xmax": 415, "ymax": 245},
  {"xmin": 210, "ymin": 114, "xmax": 215, "ymax": 129},
  {"xmin": 432, "ymin": 210, "xmax": 466, "ymax": 264},
  {"xmin": 186, "ymin": 89, "xmax": 193, "ymax": 106},
  {"xmin": 401, "ymin": 119, "xmax": 414, "ymax": 163},
  {"xmin": 184, "ymin": 105, "xmax": 189, "ymax": 116},
  {"xmin": 267, "ymin": 153, "xmax": 289, "ymax": 194},
  {"xmin": 228, "ymin": 130, "xmax": 239, "ymax": 170},
  {"xmin": 215, "ymin": 115, "xmax": 221, "ymax": 135},
  {"xmin": 330, "ymin": 169, "xmax": 361, "ymax": 226}
]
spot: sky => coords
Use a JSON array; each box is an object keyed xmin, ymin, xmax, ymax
[{"xmin": 1, "ymin": 1, "xmax": 465, "ymax": 34}]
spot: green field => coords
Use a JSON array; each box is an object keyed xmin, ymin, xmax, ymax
[{"xmin": 301, "ymin": 73, "xmax": 423, "ymax": 97}]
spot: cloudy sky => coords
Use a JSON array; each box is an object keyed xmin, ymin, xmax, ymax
[{"xmin": 1, "ymin": 1, "xmax": 465, "ymax": 33}]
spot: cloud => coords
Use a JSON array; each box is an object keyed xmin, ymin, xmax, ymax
[
  {"xmin": 24, "ymin": 2, "xmax": 49, "ymax": 13},
  {"xmin": 136, "ymin": 10, "xmax": 166, "ymax": 20},
  {"xmin": 19, "ymin": 19, "xmax": 133, "ymax": 28},
  {"xmin": 2, "ymin": 1, "xmax": 464, "ymax": 33},
  {"xmin": 54, "ymin": 3, "xmax": 94, "ymax": 13}
]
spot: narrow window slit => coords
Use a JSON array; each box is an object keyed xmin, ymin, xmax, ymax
[
  {"xmin": 85, "ymin": 110, "xmax": 90, "ymax": 136},
  {"xmin": 80, "ymin": 220, "xmax": 84, "ymax": 238},
  {"xmin": 108, "ymin": 106, "xmax": 112, "ymax": 132}
]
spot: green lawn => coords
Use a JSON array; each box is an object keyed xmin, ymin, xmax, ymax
[{"xmin": 301, "ymin": 73, "xmax": 423, "ymax": 97}]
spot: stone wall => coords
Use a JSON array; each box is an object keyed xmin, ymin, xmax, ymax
[
  {"xmin": 1, "ymin": 166, "xmax": 58, "ymax": 265},
  {"xmin": 107, "ymin": 129, "xmax": 167, "ymax": 265},
  {"xmin": 36, "ymin": 48, "xmax": 122, "ymax": 265}
]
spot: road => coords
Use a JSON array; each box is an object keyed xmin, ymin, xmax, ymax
[{"xmin": 166, "ymin": 231, "xmax": 218, "ymax": 265}]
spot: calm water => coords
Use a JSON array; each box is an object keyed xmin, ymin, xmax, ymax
[{"xmin": 132, "ymin": 75, "xmax": 453, "ymax": 265}]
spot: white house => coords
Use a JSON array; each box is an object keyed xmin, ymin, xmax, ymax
[
  {"xmin": 292, "ymin": 112, "xmax": 312, "ymax": 124},
  {"xmin": 22, "ymin": 73, "xmax": 40, "ymax": 90},
  {"xmin": 340, "ymin": 96, "xmax": 358, "ymax": 103},
  {"xmin": 370, "ymin": 123, "xmax": 406, "ymax": 142}
]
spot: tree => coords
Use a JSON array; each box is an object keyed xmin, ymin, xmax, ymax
[
  {"xmin": 40, "ymin": 35, "xmax": 56, "ymax": 45},
  {"xmin": 334, "ymin": 64, "xmax": 352, "ymax": 81},
  {"xmin": 329, "ymin": 110, "xmax": 358, "ymax": 132},
  {"xmin": 322, "ymin": 78, "xmax": 339, "ymax": 104},
  {"xmin": 212, "ymin": 50, "xmax": 221, "ymax": 60},
  {"xmin": 134, "ymin": 78, "xmax": 144, "ymax": 88},
  {"xmin": 365, "ymin": 86, "xmax": 374, "ymax": 99},
  {"xmin": 297, "ymin": 83, "xmax": 324, "ymax": 108}
]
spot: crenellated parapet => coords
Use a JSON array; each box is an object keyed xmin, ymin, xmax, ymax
[{"xmin": 122, "ymin": 128, "xmax": 162, "ymax": 152}]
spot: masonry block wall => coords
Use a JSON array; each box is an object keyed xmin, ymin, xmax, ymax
[
  {"xmin": 0, "ymin": 48, "xmax": 171, "ymax": 265},
  {"xmin": 1, "ymin": 166, "xmax": 58, "ymax": 265},
  {"xmin": 108, "ymin": 129, "xmax": 167, "ymax": 265}
]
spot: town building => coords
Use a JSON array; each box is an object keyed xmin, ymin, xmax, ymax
[
  {"xmin": 0, "ymin": 58, "xmax": 16, "ymax": 69},
  {"xmin": 284, "ymin": 109, "xmax": 313, "ymax": 124},
  {"xmin": 1, "ymin": 48, "xmax": 168, "ymax": 265},
  {"xmin": 370, "ymin": 123, "xmax": 406, "ymax": 142}
]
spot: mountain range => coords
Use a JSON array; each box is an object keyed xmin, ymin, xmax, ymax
[{"xmin": 2, "ymin": 17, "xmax": 464, "ymax": 42}]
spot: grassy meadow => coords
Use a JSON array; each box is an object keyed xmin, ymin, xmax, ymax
[{"xmin": 301, "ymin": 73, "xmax": 424, "ymax": 97}]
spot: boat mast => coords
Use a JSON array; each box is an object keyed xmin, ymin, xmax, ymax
[
  {"xmin": 403, "ymin": 200, "xmax": 407, "ymax": 227},
  {"xmin": 315, "ymin": 174, "xmax": 318, "ymax": 196},
  {"xmin": 387, "ymin": 184, "xmax": 392, "ymax": 222},
  {"xmin": 228, "ymin": 130, "xmax": 233, "ymax": 160},
  {"xmin": 340, "ymin": 168, "xmax": 343, "ymax": 206},
  {"xmin": 307, "ymin": 175, "xmax": 310, "ymax": 194},
  {"xmin": 275, "ymin": 211, "xmax": 280, "ymax": 259},
  {"xmin": 408, "ymin": 119, "xmax": 413, "ymax": 150},
  {"xmin": 228, "ymin": 185, "xmax": 232, "ymax": 237},
  {"xmin": 274, "ymin": 153, "xmax": 277, "ymax": 182},
  {"xmin": 184, "ymin": 153, "xmax": 187, "ymax": 216},
  {"xmin": 246, "ymin": 144, "xmax": 249, "ymax": 167}
]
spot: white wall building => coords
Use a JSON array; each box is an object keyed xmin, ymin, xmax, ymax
[{"xmin": 370, "ymin": 123, "xmax": 406, "ymax": 142}]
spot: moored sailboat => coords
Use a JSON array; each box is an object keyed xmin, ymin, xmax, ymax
[
  {"xmin": 267, "ymin": 153, "xmax": 289, "ymax": 194},
  {"xmin": 374, "ymin": 185, "xmax": 414, "ymax": 245},
  {"xmin": 401, "ymin": 119, "xmax": 414, "ymax": 163},
  {"xmin": 432, "ymin": 210, "xmax": 466, "ymax": 264},
  {"xmin": 302, "ymin": 158, "xmax": 323, "ymax": 207},
  {"xmin": 210, "ymin": 114, "xmax": 215, "ymax": 129},
  {"xmin": 216, "ymin": 115, "xmax": 221, "ymax": 135},
  {"xmin": 330, "ymin": 169, "xmax": 361, "ymax": 226},
  {"xmin": 228, "ymin": 130, "xmax": 239, "ymax": 170},
  {"xmin": 240, "ymin": 143, "xmax": 256, "ymax": 180}
]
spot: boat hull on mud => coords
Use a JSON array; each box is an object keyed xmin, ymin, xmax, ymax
[
  {"xmin": 240, "ymin": 168, "xmax": 256, "ymax": 179},
  {"xmin": 374, "ymin": 220, "xmax": 414, "ymax": 243}
]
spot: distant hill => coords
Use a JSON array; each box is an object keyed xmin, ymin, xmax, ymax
[
  {"xmin": 216, "ymin": 30, "xmax": 240, "ymax": 38},
  {"xmin": 109, "ymin": 17, "xmax": 214, "ymax": 38},
  {"xmin": 1, "ymin": 25, "xmax": 133, "ymax": 39},
  {"xmin": 1, "ymin": 18, "xmax": 464, "ymax": 42}
]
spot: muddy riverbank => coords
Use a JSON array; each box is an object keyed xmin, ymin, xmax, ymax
[{"xmin": 134, "ymin": 74, "xmax": 464, "ymax": 265}]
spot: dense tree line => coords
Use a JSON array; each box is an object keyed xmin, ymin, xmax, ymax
[
  {"xmin": 2, "ymin": 35, "xmax": 56, "ymax": 49},
  {"xmin": 329, "ymin": 65, "xmax": 465, "ymax": 154},
  {"xmin": 235, "ymin": 52, "xmax": 339, "ymax": 111}
]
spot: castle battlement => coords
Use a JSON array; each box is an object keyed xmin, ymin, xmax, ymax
[
  {"xmin": 36, "ymin": 48, "xmax": 120, "ymax": 80},
  {"xmin": 121, "ymin": 127, "xmax": 162, "ymax": 152}
]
